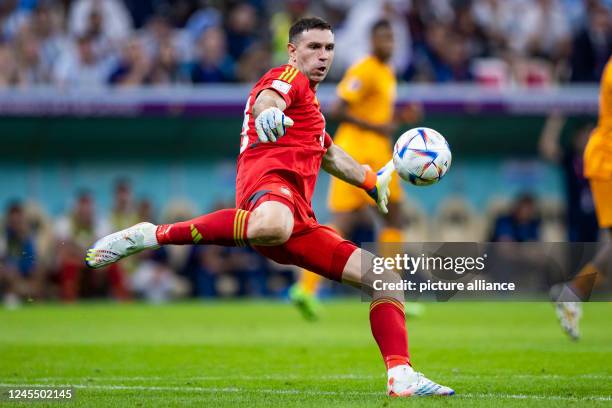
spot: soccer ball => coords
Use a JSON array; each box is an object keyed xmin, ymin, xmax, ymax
[{"xmin": 392, "ymin": 127, "xmax": 451, "ymax": 186}]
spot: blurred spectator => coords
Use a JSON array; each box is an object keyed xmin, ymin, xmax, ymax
[
  {"xmin": 471, "ymin": 0, "xmax": 519, "ymax": 57},
  {"xmin": 453, "ymin": 0, "xmax": 488, "ymax": 60},
  {"xmin": 410, "ymin": 24, "xmax": 473, "ymax": 82},
  {"xmin": 29, "ymin": 1, "xmax": 69, "ymax": 75},
  {"xmin": 514, "ymin": 0, "xmax": 571, "ymax": 62},
  {"xmin": 68, "ymin": 0, "xmax": 133, "ymax": 44},
  {"xmin": 224, "ymin": 2, "xmax": 259, "ymax": 61},
  {"xmin": 109, "ymin": 178, "xmax": 139, "ymax": 229},
  {"xmin": 0, "ymin": 0, "xmax": 30, "ymax": 41},
  {"xmin": 491, "ymin": 194, "xmax": 541, "ymax": 242},
  {"xmin": 189, "ymin": 26, "xmax": 235, "ymax": 83},
  {"xmin": 149, "ymin": 39, "xmax": 183, "ymax": 84},
  {"xmin": 130, "ymin": 248, "xmax": 186, "ymax": 302},
  {"xmin": 80, "ymin": 8, "xmax": 115, "ymax": 60},
  {"xmin": 141, "ymin": 14, "xmax": 193, "ymax": 64},
  {"xmin": 0, "ymin": 43, "xmax": 19, "ymax": 86},
  {"xmin": 108, "ymin": 38, "xmax": 152, "ymax": 86},
  {"xmin": 54, "ymin": 191, "xmax": 111, "ymax": 300},
  {"xmin": 333, "ymin": 0, "xmax": 411, "ymax": 79},
  {"xmin": 235, "ymin": 42, "xmax": 272, "ymax": 82},
  {"xmin": 14, "ymin": 31, "xmax": 47, "ymax": 85},
  {"xmin": 539, "ymin": 114, "xmax": 598, "ymax": 241},
  {"xmin": 0, "ymin": 201, "xmax": 44, "ymax": 308},
  {"xmin": 130, "ymin": 197, "xmax": 187, "ymax": 302},
  {"xmin": 269, "ymin": 0, "xmax": 310, "ymax": 65},
  {"xmin": 184, "ymin": 3, "xmax": 222, "ymax": 40},
  {"xmin": 53, "ymin": 34, "xmax": 114, "ymax": 88},
  {"xmin": 570, "ymin": 3, "xmax": 612, "ymax": 82}
]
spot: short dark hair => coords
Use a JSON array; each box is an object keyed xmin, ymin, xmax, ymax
[
  {"xmin": 289, "ymin": 17, "xmax": 332, "ymax": 43},
  {"xmin": 371, "ymin": 19, "xmax": 391, "ymax": 36}
]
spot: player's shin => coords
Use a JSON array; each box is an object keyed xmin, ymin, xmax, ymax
[
  {"xmin": 370, "ymin": 297, "xmax": 410, "ymax": 369},
  {"xmin": 156, "ymin": 209, "xmax": 251, "ymax": 247}
]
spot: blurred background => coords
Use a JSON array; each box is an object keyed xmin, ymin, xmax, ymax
[{"xmin": 0, "ymin": 0, "xmax": 610, "ymax": 306}]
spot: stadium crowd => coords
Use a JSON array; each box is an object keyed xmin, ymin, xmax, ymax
[{"xmin": 0, "ymin": 0, "xmax": 609, "ymax": 88}]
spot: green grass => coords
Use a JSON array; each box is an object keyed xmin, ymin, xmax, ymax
[{"xmin": 0, "ymin": 301, "xmax": 611, "ymax": 407}]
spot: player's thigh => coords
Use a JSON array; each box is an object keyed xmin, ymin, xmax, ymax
[
  {"xmin": 259, "ymin": 225, "xmax": 358, "ymax": 282},
  {"xmin": 590, "ymin": 179, "xmax": 612, "ymax": 228},
  {"xmin": 244, "ymin": 188, "xmax": 296, "ymax": 245}
]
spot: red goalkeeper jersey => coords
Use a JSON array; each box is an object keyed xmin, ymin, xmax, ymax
[{"xmin": 236, "ymin": 64, "xmax": 332, "ymax": 208}]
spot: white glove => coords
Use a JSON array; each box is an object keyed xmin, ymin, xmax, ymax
[
  {"xmin": 364, "ymin": 160, "xmax": 394, "ymax": 214},
  {"xmin": 255, "ymin": 107, "xmax": 294, "ymax": 143}
]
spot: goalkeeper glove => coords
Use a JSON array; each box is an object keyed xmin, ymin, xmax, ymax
[
  {"xmin": 361, "ymin": 160, "xmax": 394, "ymax": 214},
  {"xmin": 255, "ymin": 107, "xmax": 294, "ymax": 143}
]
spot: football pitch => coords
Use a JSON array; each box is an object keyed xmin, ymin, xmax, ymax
[{"xmin": 0, "ymin": 301, "xmax": 610, "ymax": 407}]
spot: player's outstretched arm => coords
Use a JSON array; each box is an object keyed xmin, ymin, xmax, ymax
[
  {"xmin": 322, "ymin": 143, "xmax": 393, "ymax": 213},
  {"xmin": 253, "ymin": 89, "xmax": 294, "ymax": 143}
]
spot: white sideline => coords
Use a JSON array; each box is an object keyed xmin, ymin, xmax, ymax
[
  {"xmin": 0, "ymin": 383, "xmax": 610, "ymax": 402},
  {"xmin": 4, "ymin": 373, "xmax": 611, "ymax": 381}
]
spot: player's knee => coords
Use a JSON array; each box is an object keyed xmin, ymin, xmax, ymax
[
  {"xmin": 352, "ymin": 250, "xmax": 404, "ymax": 302},
  {"xmin": 248, "ymin": 203, "xmax": 294, "ymax": 245},
  {"xmin": 257, "ymin": 222, "xmax": 292, "ymax": 245}
]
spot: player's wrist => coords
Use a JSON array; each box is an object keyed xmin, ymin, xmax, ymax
[{"xmin": 360, "ymin": 169, "xmax": 377, "ymax": 192}]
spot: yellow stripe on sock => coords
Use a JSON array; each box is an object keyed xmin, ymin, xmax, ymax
[
  {"xmin": 370, "ymin": 298, "xmax": 404, "ymax": 313},
  {"xmin": 190, "ymin": 224, "xmax": 203, "ymax": 244},
  {"xmin": 233, "ymin": 211, "xmax": 240, "ymax": 244},
  {"xmin": 237, "ymin": 210, "xmax": 248, "ymax": 247}
]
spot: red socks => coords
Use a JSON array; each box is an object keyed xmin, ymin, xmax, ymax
[
  {"xmin": 370, "ymin": 298, "xmax": 410, "ymax": 369},
  {"xmin": 156, "ymin": 209, "xmax": 250, "ymax": 247}
]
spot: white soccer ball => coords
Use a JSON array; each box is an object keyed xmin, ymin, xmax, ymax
[{"xmin": 392, "ymin": 127, "xmax": 451, "ymax": 186}]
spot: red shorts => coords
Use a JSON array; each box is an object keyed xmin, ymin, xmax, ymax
[{"xmin": 237, "ymin": 176, "xmax": 358, "ymax": 282}]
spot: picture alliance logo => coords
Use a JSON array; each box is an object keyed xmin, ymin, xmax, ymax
[{"xmin": 371, "ymin": 253, "xmax": 488, "ymax": 275}]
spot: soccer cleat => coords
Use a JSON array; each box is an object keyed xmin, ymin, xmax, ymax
[
  {"xmin": 550, "ymin": 283, "xmax": 582, "ymax": 340},
  {"xmin": 85, "ymin": 222, "xmax": 159, "ymax": 269},
  {"xmin": 387, "ymin": 365, "xmax": 455, "ymax": 397},
  {"xmin": 555, "ymin": 301, "xmax": 582, "ymax": 341},
  {"xmin": 288, "ymin": 283, "xmax": 320, "ymax": 321}
]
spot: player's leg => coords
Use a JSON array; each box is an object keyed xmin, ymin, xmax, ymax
[
  {"xmin": 552, "ymin": 178, "xmax": 612, "ymax": 339},
  {"xmin": 86, "ymin": 201, "xmax": 294, "ymax": 268},
  {"xmin": 341, "ymin": 249, "xmax": 453, "ymax": 396},
  {"xmin": 267, "ymin": 226, "xmax": 453, "ymax": 396},
  {"xmin": 289, "ymin": 178, "xmax": 367, "ymax": 316}
]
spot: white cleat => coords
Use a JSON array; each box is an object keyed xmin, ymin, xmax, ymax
[
  {"xmin": 555, "ymin": 301, "xmax": 582, "ymax": 341},
  {"xmin": 85, "ymin": 222, "xmax": 159, "ymax": 269},
  {"xmin": 387, "ymin": 365, "xmax": 455, "ymax": 397}
]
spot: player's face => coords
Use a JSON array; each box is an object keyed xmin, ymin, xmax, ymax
[
  {"xmin": 372, "ymin": 26, "xmax": 394, "ymax": 61},
  {"xmin": 289, "ymin": 29, "xmax": 334, "ymax": 84}
]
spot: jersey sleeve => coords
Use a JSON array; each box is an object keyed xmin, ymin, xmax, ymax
[
  {"xmin": 336, "ymin": 61, "xmax": 371, "ymax": 104},
  {"xmin": 259, "ymin": 66, "xmax": 305, "ymax": 108}
]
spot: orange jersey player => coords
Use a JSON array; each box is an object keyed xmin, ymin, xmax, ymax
[
  {"xmin": 553, "ymin": 57, "xmax": 612, "ymax": 340},
  {"xmin": 85, "ymin": 17, "xmax": 454, "ymax": 397}
]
